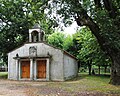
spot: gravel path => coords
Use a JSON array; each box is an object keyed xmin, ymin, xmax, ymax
[{"xmin": 0, "ymin": 79, "xmax": 119, "ymax": 96}]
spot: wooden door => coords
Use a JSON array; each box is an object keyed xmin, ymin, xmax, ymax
[
  {"xmin": 37, "ymin": 60, "xmax": 46, "ymax": 79},
  {"xmin": 21, "ymin": 61, "xmax": 30, "ymax": 78}
]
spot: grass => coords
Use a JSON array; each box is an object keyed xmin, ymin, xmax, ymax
[
  {"xmin": 0, "ymin": 72, "xmax": 8, "ymax": 79},
  {"xmin": 46, "ymin": 73, "xmax": 120, "ymax": 95},
  {"xmin": 77, "ymin": 74, "xmax": 118, "ymax": 92}
]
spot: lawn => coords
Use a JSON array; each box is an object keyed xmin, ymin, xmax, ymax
[
  {"xmin": 0, "ymin": 72, "xmax": 120, "ymax": 95},
  {"xmin": 43, "ymin": 73, "xmax": 120, "ymax": 95},
  {"xmin": 0, "ymin": 72, "xmax": 8, "ymax": 79}
]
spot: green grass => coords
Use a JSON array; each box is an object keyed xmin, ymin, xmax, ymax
[
  {"xmin": 46, "ymin": 73, "xmax": 120, "ymax": 95},
  {"xmin": 74, "ymin": 74, "xmax": 120, "ymax": 94},
  {"xmin": 0, "ymin": 72, "xmax": 8, "ymax": 79}
]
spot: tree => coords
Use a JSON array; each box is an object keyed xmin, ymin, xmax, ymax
[
  {"xmin": 0, "ymin": 0, "xmax": 53, "ymax": 64},
  {"xmin": 46, "ymin": 0, "xmax": 120, "ymax": 85},
  {"xmin": 68, "ymin": 32, "xmax": 82, "ymax": 57},
  {"xmin": 76, "ymin": 27, "xmax": 110, "ymax": 75},
  {"xmin": 47, "ymin": 32, "xmax": 65, "ymax": 49},
  {"xmin": 63, "ymin": 35, "xmax": 73, "ymax": 51}
]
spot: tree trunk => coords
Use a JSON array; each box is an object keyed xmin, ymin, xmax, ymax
[
  {"xmin": 78, "ymin": 60, "xmax": 81, "ymax": 73},
  {"xmin": 88, "ymin": 63, "xmax": 92, "ymax": 75},
  {"xmin": 98, "ymin": 65, "xmax": 100, "ymax": 75},
  {"xmin": 88, "ymin": 60, "xmax": 92, "ymax": 75},
  {"xmin": 110, "ymin": 55, "xmax": 120, "ymax": 85},
  {"xmin": 104, "ymin": 65, "xmax": 107, "ymax": 73}
]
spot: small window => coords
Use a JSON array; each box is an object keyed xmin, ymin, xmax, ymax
[{"xmin": 31, "ymin": 31, "xmax": 39, "ymax": 42}]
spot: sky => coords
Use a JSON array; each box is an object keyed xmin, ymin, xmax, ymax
[
  {"xmin": 54, "ymin": 21, "xmax": 82, "ymax": 35},
  {"xmin": 64, "ymin": 22, "xmax": 78, "ymax": 35}
]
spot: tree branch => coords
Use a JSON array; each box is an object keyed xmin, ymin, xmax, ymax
[
  {"xmin": 103, "ymin": 0, "xmax": 116, "ymax": 18},
  {"xmin": 73, "ymin": 1, "xmax": 111, "ymax": 54}
]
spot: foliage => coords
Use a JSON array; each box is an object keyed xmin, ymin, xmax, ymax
[
  {"xmin": 46, "ymin": 0, "xmax": 120, "ymax": 58},
  {"xmin": 47, "ymin": 32, "xmax": 65, "ymax": 49},
  {"xmin": 77, "ymin": 28, "xmax": 111, "ymax": 67},
  {"xmin": 0, "ymin": 0, "xmax": 53, "ymax": 64},
  {"xmin": 63, "ymin": 35, "xmax": 73, "ymax": 51},
  {"xmin": 47, "ymin": 31, "xmax": 74, "ymax": 52},
  {"xmin": 46, "ymin": 0, "xmax": 120, "ymax": 85}
]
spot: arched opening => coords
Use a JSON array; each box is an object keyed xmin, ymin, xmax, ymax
[{"xmin": 31, "ymin": 30, "xmax": 39, "ymax": 42}]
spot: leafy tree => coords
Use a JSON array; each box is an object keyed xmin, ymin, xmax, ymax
[
  {"xmin": 63, "ymin": 35, "xmax": 73, "ymax": 51},
  {"xmin": 46, "ymin": 0, "xmax": 120, "ymax": 85},
  {"xmin": 76, "ymin": 28, "xmax": 110, "ymax": 75},
  {"xmin": 0, "ymin": 0, "xmax": 53, "ymax": 64},
  {"xmin": 47, "ymin": 32, "xmax": 65, "ymax": 49},
  {"xmin": 68, "ymin": 32, "xmax": 82, "ymax": 57},
  {"xmin": 76, "ymin": 28, "xmax": 95, "ymax": 75},
  {"xmin": 47, "ymin": 32, "xmax": 74, "ymax": 51}
]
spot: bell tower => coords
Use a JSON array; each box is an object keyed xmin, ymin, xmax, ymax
[{"xmin": 29, "ymin": 24, "xmax": 45, "ymax": 42}]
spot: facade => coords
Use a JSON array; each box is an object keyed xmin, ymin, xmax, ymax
[{"xmin": 8, "ymin": 25, "xmax": 78, "ymax": 81}]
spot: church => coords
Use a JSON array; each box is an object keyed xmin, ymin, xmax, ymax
[{"xmin": 8, "ymin": 25, "xmax": 78, "ymax": 81}]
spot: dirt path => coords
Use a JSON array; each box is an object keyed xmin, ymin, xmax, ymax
[
  {"xmin": 0, "ymin": 79, "xmax": 31, "ymax": 96},
  {"xmin": 0, "ymin": 79, "xmax": 119, "ymax": 96}
]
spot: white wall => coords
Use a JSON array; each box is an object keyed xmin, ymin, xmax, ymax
[
  {"xmin": 63, "ymin": 54, "xmax": 78, "ymax": 80},
  {"xmin": 8, "ymin": 42, "xmax": 64, "ymax": 81},
  {"xmin": 8, "ymin": 53, "xmax": 16, "ymax": 80},
  {"xmin": 8, "ymin": 45, "xmax": 25, "ymax": 80}
]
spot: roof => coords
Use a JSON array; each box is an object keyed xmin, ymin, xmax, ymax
[
  {"xmin": 32, "ymin": 23, "xmax": 40, "ymax": 29},
  {"xmin": 8, "ymin": 41, "xmax": 77, "ymax": 60}
]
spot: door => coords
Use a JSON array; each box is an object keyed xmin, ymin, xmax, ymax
[
  {"xmin": 37, "ymin": 60, "xmax": 46, "ymax": 79},
  {"xmin": 21, "ymin": 61, "xmax": 30, "ymax": 78}
]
